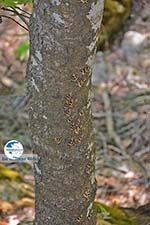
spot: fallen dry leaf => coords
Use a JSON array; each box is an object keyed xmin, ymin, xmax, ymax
[{"xmin": 0, "ymin": 200, "xmax": 13, "ymax": 213}]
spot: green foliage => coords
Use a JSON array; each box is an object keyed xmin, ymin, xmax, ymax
[
  {"xmin": 94, "ymin": 202, "xmax": 137, "ymax": 225},
  {"xmin": 0, "ymin": 0, "xmax": 31, "ymax": 7},
  {"xmin": 18, "ymin": 222, "xmax": 33, "ymax": 225},
  {"xmin": 15, "ymin": 41, "xmax": 29, "ymax": 61},
  {"xmin": 0, "ymin": 164, "xmax": 22, "ymax": 181}
]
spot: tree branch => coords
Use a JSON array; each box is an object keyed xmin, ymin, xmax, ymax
[
  {"xmin": 10, "ymin": 7, "xmax": 29, "ymax": 26},
  {"xmin": 0, "ymin": 14, "xmax": 28, "ymax": 31},
  {"xmin": 1, "ymin": 7, "xmax": 30, "ymax": 19},
  {"xmin": 15, "ymin": 6, "xmax": 31, "ymax": 16}
]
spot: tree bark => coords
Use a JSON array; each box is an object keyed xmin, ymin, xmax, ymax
[{"xmin": 26, "ymin": 0, "xmax": 104, "ymax": 225}]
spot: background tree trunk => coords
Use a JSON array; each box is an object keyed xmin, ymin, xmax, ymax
[{"xmin": 27, "ymin": 0, "xmax": 104, "ymax": 224}]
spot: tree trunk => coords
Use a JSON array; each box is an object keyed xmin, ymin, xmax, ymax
[{"xmin": 26, "ymin": 1, "xmax": 104, "ymax": 225}]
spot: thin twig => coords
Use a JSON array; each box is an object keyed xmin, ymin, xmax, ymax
[
  {"xmin": 102, "ymin": 89, "xmax": 115, "ymax": 141},
  {"xmin": 15, "ymin": 6, "xmax": 31, "ymax": 16},
  {"xmin": 102, "ymin": 88, "xmax": 147, "ymax": 179},
  {"xmin": 0, "ymin": 14, "xmax": 28, "ymax": 31},
  {"xmin": 12, "ymin": 95, "xmax": 31, "ymax": 112},
  {"xmin": 1, "ymin": 7, "xmax": 30, "ymax": 19},
  {"xmin": 11, "ymin": 7, "xmax": 29, "ymax": 26}
]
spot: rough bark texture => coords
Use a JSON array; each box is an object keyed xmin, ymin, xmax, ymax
[{"xmin": 26, "ymin": 0, "xmax": 104, "ymax": 225}]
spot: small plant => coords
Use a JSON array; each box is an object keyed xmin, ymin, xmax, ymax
[
  {"xmin": 0, "ymin": 0, "xmax": 31, "ymax": 59},
  {"xmin": 15, "ymin": 41, "xmax": 29, "ymax": 61},
  {"xmin": 0, "ymin": 0, "xmax": 32, "ymax": 30},
  {"xmin": 0, "ymin": 0, "xmax": 31, "ymax": 8}
]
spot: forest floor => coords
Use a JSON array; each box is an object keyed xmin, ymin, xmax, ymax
[
  {"xmin": 93, "ymin": 2, "xmax": 150, "ymax": 207},
  {"xmin": 0, "ymin": 2, "xmax": 150, "ymax": 225}
]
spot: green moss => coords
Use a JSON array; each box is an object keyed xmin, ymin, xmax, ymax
[
  {"xmin": 0, "ymin": 164, "xmax": 22, "ymax": 181},
  {"xmin": 94, "ymin": 202, "xmax": 137, "ymax": 225}
]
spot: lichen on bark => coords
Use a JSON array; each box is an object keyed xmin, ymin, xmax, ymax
[{"xmin": 26, "ymin": 1, "xmax": 104, "ymax": 225}]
